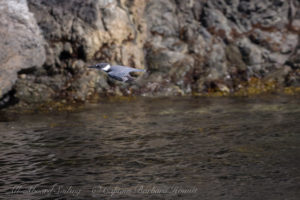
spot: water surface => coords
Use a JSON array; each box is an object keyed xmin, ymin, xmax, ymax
[{"xmin": 0, "ymin": 97, "xmax": 299, "ymax": 199}]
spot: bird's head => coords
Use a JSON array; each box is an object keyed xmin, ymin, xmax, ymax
[{"xmin": 88, "ymin": 63, "xmax": 111, "ymax": 72}]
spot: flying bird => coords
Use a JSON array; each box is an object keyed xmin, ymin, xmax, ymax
[{"xmin": 88, "ymin": 63, "xmax": 145, "ymax": 82}]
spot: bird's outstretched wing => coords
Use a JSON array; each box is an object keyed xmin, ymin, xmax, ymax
[
  {"xmin": 111, "ymin": 65, "xmax": 145, "ymax": 73},
  {"xmin": 108, "ymin": 74, "xmax": 123, "ymax": 81},
  {"xmin": 129, "ymin": 68, "xmax": 146, "ymax": 72},
  {"xmin": 108, "ymin": 65, "xmax": 145, "ymax": 82}
]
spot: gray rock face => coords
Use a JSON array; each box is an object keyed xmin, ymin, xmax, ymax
[
  {"xmin": 1, "ymin": 0, "xmax": 300, "ymax": 107},
  {"xmin": 14, "ymin": 0, "xmax": 146, "ymax": 103},
  {"xmin": 0, "ymin": 0, "xmax": 45, "ymax": 99},
  {"xmin": 144, "ymin": 0, "xmax": 300, "ymax": 93}
]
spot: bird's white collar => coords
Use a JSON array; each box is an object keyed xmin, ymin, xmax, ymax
[{"xmin": 102, "ymin": 64, "xmax": 111, "ymax": 71}]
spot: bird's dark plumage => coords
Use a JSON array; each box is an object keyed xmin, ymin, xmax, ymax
[{"xmin": 88, "ymin": 63, "xmax": 145, "ymax": 82}]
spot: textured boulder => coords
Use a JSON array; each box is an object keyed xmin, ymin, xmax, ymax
[
  {"xmin": 144, "ymin": 0, "xmax": 300, "ymax": 94},
  {"xmin": 13, "ymin": 0, "xmax": 147, "ymax": 103},
  {"xmin": 0, "ymin": 0, "xmax": 45, "ymax": 100}
]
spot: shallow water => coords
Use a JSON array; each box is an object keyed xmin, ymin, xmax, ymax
[{"xmin": 0, "ymin": 96, "xmax": 299, "ymax": 199}]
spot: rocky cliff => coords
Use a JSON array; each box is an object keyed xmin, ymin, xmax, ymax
[
  {"xmin": 0, "ymin": 0, "xmax": 299, "ymax": 108},
  {"xmin": 0, "ymin": 0, "xmax": 45, "ymax": 107}
]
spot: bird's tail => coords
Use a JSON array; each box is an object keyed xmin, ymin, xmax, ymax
[{"xmin": 134, "ymin": 69, "xmax": 146, "ymax": 72}]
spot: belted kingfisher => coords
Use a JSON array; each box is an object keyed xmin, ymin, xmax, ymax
[{"xmin": 88, "ymin": 63, "xmax": 145, "ymax": 82}]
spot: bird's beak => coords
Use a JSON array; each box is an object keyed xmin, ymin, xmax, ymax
[{"xmin": 88, "ymin": 65, "xmax": 97, "ymax": 69}]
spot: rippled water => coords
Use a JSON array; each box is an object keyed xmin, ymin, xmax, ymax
[{"xmin": 0, "ymin": 97, "xmax": 299, "ymax": 199}]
